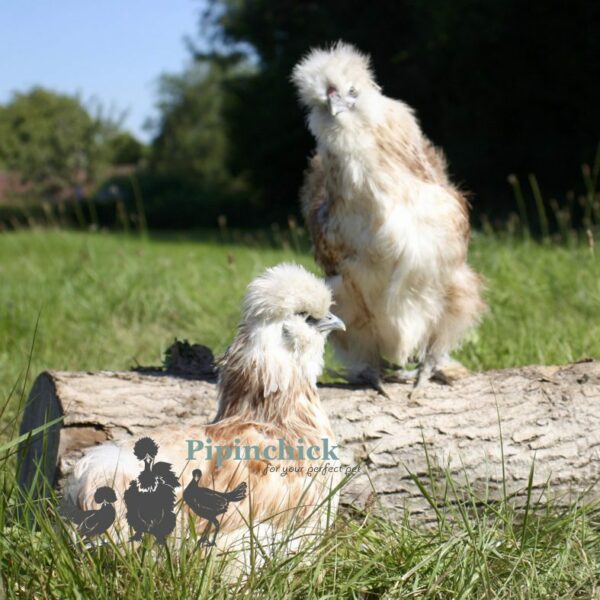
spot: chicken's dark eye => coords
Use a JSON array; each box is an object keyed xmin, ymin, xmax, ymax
[
  {"xmin": 348, "ymin": 86, "xmax": 358, "ymax": 97},
  {"xmin": 298, "ymin": 311, "xmax": 318, "ymax": 326}
]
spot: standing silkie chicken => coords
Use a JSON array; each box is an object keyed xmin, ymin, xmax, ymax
[{"xmin": 292, "ymin": 42, "xmax": 486, "ymax": 392}]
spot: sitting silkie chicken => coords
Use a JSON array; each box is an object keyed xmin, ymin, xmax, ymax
[
  {"xmin": 64, "ymin": 264, "xmax": 344, "ymax": 557},
  {"xmin": 292, "ymin": 42, "xmax": 486, "ymax": 392}
]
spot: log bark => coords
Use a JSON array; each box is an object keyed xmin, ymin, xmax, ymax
[{"xmin": 18, "ymin": 360, "xmax": 600, "ymax": 521}]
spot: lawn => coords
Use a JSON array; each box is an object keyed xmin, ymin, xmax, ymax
[{"xmin": 1, "ymin": 229, "xmax": 600, "ymax": 598}]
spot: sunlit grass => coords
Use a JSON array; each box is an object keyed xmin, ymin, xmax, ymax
[
  {"xmin": 0, "ymin": 229, "xmax": 599, "ymax": 428},
  {"xmin": 1, "ymin": 228, "xmax": 599, "ymax": 598},
  {"xmin": 2, "ymin": 446, "xmax": 600, "ymax": 599}
]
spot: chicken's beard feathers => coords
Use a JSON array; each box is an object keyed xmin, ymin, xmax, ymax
[{"xmin": 215, "ymin": 320, "xmax": 325, "ymax": 423}]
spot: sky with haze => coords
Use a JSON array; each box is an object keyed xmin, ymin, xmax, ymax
[{"xmin": 0, "ymin": 0, "xmax": 204, "ymax": 142}]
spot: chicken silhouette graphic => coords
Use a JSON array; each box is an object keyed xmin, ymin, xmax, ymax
[
  {"xmin": 183, "ymin": 469, "xmax": 247, "ymax": 547},
  {"xmin": 124, "ymin": 437, "xmax": 180, "ymax": 545},
  {"xmin": 59, "ymin": 486, "xmax": 117, "ymax": 541}
]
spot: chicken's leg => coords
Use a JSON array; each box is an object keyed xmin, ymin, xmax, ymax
[
  {"xmin": 414, "ymin": 353, "xmax": 469, "ymax": 390},
  {"xmin": 129, "ymin": 531, "xmax": 143, "ymax": 542}
]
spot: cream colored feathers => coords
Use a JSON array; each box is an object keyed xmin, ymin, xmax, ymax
[
  {"xmin": 64, "ymin": 264, "xmax": 344, "ymax": 559},
  {"xmin": 292, "ymin": 42, "xmax": 485, "ymax": 389}
]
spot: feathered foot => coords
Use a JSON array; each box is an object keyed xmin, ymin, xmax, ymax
[
  {"xmin": 432, "ymin": 358, "xmax": 470, "ymax": 384},
  {"xmin": 348, "ymin": 366, "xmax": 390, "ymax": 398},
  {"xmin": 198, "ymin": 528, "xmax": 214, "ymax": 547},
  {"xmin": 413, "ymin": 355, "xmax": 470, "ymax": 392},
  {"xmin": 383, "ymin": 367, "xmax": 420, "ymax": 383},
  {"xmin": 197, "ymin": 535, "xmax": 216, "ymax": 548},
  {"xmin": 327, "ymin": 366, "xmax": 389, "ymax": 396}
]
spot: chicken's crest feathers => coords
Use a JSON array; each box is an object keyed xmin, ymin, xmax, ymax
[
  {"xmin": 242, "ymin": 263, "xmax": 332, "ymax": 324},
  {"xmin": 292, "ymin": 41, "xmax": 378, "ymax": 109},
  {"xmin": 94, "ymin": 486, "xmax": 117, "ymax": 504}
]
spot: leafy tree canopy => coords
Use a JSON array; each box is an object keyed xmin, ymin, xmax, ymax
[
  {"xmin": 146, "ymin": 0, "xmax": 598, "ymax": 226},
  {"xmin": 0, "ymin": 87, "xmax": 139, "ymax": 193},
  {"xmin": 107, "ymin": 132, "xmax": 146, "ymax": 166}
]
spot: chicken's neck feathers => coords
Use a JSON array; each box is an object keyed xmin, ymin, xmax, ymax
[
  {"xmin": 314, "ymin": 97, "xmax": 434, "ymax": 209},
  {"xmin": 214, "ymin": 326, "xmax": 328, "ymax": 440}
]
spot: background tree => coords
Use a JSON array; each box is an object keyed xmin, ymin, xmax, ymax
[
  {"xmin": 143, "ymin": 0, "xmax": 599, "ymax": 228},
  {"xmin": 0, "ymin": 87, "xmax": 140, "ymax": 201},
  {"xmin": 141, "ymin": 58, "xmax": 256, "ymax": 227},
  {"xmin": 107, "ymin": 132, "xmax": 146, "ymax": 167}
]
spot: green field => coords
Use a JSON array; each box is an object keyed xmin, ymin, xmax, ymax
[
  {"xmin": 1, "ymin": 229, "xmax": 600, "ymax": 598},
  {"xmin": 2, "ymin": 230, "xmax": 599, "ymax": 414}
]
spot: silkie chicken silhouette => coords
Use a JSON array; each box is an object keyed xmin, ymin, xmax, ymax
[
  {"xmin": 59, "ymin": 486, "xmax": 117, "ymax": 541},
  {"xmin": 183, "ymin": 469, "xmax": 247, "ymax": 547},
  {"xmin": 124, "ymin": 437, "xmax": 180, "ymax": 545}
]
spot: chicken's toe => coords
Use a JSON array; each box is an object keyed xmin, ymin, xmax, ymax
[{"xmin": 432, "ymin": 360, "xmax": 471, "ymax": 384}]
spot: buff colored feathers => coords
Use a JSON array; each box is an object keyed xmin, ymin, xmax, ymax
[
  {"xmin": 64, "ymin": 264, "xmax": 342, "ymax": 565},
  {"xmin": 293, "ymin": 42, "xmax": 485, "ymax": 390}
]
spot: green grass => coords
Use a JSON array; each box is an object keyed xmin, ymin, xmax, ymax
[
  {"xmin": 1, "ymin": 228, "xmax": 600, "ymax": 598},
  {"xmin": 3, "ymin": 481, "xmax": 600, "ymax": 599},
  {"xmin": 1, "ymin": 230, "xmax": 599, "ymax": 418}
]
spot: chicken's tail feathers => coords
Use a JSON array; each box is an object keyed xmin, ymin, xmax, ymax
[{"xmin": 225, "ymin": 481, "xmax": 247, "ymax": 503}]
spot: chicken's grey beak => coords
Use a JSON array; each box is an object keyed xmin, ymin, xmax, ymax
[
  {"xmin": 327, "ymin": 92, "xmax": 348, "ymax": 117},
  {"xmin": 317, "ymin": 312, "xmax": 346, "ymax": 333}
]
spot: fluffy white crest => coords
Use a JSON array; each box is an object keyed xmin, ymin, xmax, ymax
[
  {"xmin": 291, "ymin": 41, "xmax": 377, "ymax": 109},
  {"xmin": 242, "ymin": 263, "xmax": 332, "ymax": 324},
  {"xmin": 219, "ymin": 263, "xmax": 341, "ymax": 397}
]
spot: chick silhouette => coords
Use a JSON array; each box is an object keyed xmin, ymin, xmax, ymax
[
  {"xmin": 124, "ymin": 437, "xmax": 180, "ymax": 545},
  {"xmin": 183, "ymin": 469, "xmax": 247, "ymax": 547},
  {"xmin": 59, "ymin": 486, "xmax": 117, "ymax": 541}
]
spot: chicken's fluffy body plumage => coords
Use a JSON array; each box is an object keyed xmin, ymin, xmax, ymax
[
  {"xmin": 293, "ymin": 43, "xmax": 485, "ymax": 382},
  {"xmin": 64, "ymin": 264, "xmax": 342, "ymax": 559}
]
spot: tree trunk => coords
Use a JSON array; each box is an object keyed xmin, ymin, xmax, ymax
[{"xmin": 18, "ymin": 360, "xmax": 600, "ymax": 521}]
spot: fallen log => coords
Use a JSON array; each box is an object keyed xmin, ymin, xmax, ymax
[{"xmin": 18, "ymin": 360, "xmax": 600, "ymax": 521}]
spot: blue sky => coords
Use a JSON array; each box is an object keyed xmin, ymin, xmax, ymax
[{"xmin": 0, "ymin": 0, "xmax": 204, "ymax": 142}]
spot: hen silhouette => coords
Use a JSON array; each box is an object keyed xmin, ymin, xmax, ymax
[
  {"xmin": 124, "ymin": 437, "xmax": 180, "ymax": 545},
  {"xmin": 59, "ymin": 486, "xmax": 117, "ymax": 541},
  {"xmin": 183, "ymin": 469, "xmax": 247, "ymax": 546}
]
